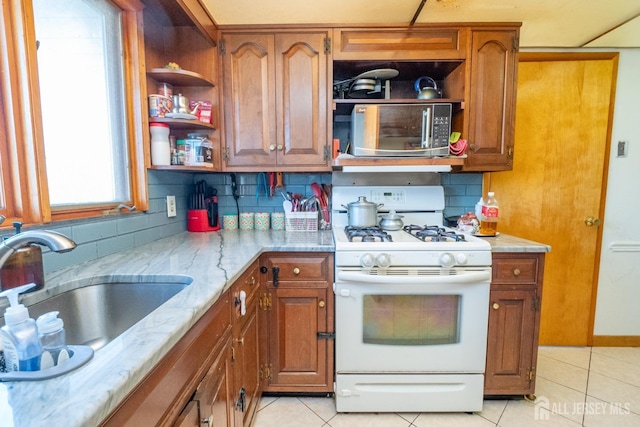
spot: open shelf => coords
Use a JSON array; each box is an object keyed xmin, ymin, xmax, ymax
[{"xmin": 148, "ymin": 68, "xmax": 214, "ymax": 87}]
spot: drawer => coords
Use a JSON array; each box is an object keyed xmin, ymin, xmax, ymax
[
  {"xmin": 492, "ymin": 254, "xmax": 541, "ymax": 285},
  {"xmin": 262, "ymin": 253, "xmax": 333, "ymax": 284}
]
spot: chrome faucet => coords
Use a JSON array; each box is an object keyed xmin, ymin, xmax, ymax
[{"xmin": 0, "ymin": 230, "xmax": 77, "ymax": 271}]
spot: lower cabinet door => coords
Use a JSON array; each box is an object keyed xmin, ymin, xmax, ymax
[
  {"xmin": 195, "ymin": 335, "xmax": 233, "ymax": 427},
  {"xmin": 233, "ymin": 299, "xmax": 262, "ymax": 427},
  {"xmin": 173, "ymin": 401, "xmax": 200, "ymax": 427},
  {"xmin": 485, "ymin": 288, "xmax": 538, "ymax": 395},
  {"xmin": 266, "ymin": 286, "xmax": 333, "ymax": 391}
]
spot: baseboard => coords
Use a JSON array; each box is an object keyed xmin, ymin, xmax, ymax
[{"xmin": 592, "ymin": 336, "xmax": 640, "ymax": 347}]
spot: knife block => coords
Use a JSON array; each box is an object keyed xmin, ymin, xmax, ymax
[{"xmin": 187, "ymin": 209, "xmax": 220, "ymax": 232}]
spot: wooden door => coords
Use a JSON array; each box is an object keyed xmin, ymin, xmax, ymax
[
  {"xmin": 222, "ymin": 33, "xmax": 276, "ymax": 168},
  {"xmin": 275, "ymin": 32, "xmax": 329, "ymax": 167},
  {"xmin": 486, "ymin": 53, "xmax": 617, "ymax": 345}
]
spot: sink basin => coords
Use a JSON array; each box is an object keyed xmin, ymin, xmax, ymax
[{"xmin": 1, "ymin": 278, "xmax": 192, "ymax": 351}]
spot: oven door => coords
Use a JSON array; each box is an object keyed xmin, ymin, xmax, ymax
[{"xmin": 335, "ymin": 266, "xmax": 491, "ymax": 373}]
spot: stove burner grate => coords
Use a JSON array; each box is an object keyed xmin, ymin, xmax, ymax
[
  {"xmin": 344, "ymin": 225, "xmax": 393, "ymax": 242},
  {"xmin": 403, "ymin": 224, "xmax": 467, "ymax": 243}
]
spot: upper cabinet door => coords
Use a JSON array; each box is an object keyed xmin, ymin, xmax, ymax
[
  {"xmin": 275, "ymin": 32, "xmax": 329, "ymax": 167},
  {"xmin": 221, "ymin": 31, "xmax": 330, "ymax": 171},
  {"xmin": 464, "ymin": 29, "xmax": 519, "ymax": 171},
  {"xmin": 221, "ymin": 33, "xmax": 277, "ymax": 168}
]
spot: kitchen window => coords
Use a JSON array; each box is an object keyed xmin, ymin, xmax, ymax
[{"xmin": 0, "ymin": 0, "xmax": 147, "ymax": 225}]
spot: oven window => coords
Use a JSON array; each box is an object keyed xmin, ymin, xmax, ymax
[{"xmin": 362, "ymin": 295, "xmax": 460, "ymax": 345}]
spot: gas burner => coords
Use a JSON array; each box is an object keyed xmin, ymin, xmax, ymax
[
  {"xmin": 344, "ymin": 226, "xmax": 393, "ymax": 242},
  {"xmin": 403, "ymin": 224, "xmax": 467, "ymax": 243}
]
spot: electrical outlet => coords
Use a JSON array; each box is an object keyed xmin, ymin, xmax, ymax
[{"xmin": 166, "ymin": 195, "xmax": 177, "ymax": 217}]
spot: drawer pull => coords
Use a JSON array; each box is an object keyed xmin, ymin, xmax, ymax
[
  {"xmin": 493, "ymin": 303, "xmax": 500, "ymax": 310},
  {"xmin": 293, "ymin": 267, "xmax": 300, "ymax": 275},
  {"xmin": 513, "ymin": 268, "xmax": 521, "ymax": 276},
  {"xmin": 235, "ymin": 337, "xmax": 245, "ymax": 345},
  {"xmin": 318, "ymin": 300, "xmax": 325, "ymax": 308},
  {"xmin": 202, "ymin": 416, "xmax": 213, "ymax": 424}
]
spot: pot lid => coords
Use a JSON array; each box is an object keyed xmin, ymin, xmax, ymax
[{"xmin": 380, "ymin": 210, "xmax": 404, "ymax": 219}]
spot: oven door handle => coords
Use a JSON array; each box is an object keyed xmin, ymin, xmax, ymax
[{"xmin": 336, "ymin": 270, "xmax": 491, "ymax": 285}]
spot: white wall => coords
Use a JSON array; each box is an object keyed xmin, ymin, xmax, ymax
[{"xmin": 593, "ymin": 49, "xmax": 640, "ymax": 336}]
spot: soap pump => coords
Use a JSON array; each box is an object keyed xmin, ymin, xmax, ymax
[{"xmin": 0, "ymin": 283, "xmax": 42, "ymax": 371}]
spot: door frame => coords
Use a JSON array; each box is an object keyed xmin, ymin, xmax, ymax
[{"xmin": 484, "ymin": 51, "xmax": 619, "ymax": 346}]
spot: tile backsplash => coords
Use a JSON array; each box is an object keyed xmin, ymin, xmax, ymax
[{"xmin": 0, "ymin": 170, "xmax": 482, "ymax": 275}]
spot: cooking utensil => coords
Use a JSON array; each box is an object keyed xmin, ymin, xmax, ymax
[
  {"xmin": 311, "ymin": 183, "xmax": 330, "ymax": 223},
  {"xmin": 414, "ymin": 76, "xmax": 439, "ymax": 99},
  {"xmin": 341, "ymin": 196, "xmax": 382, "ymax": 227},
  {"xmin": 379, "ymin": 210, "xmax": 404, "ymax": 231},
  {"xmin": 275, "ymin": 172, "xmax": 284, "ymax": 191}
]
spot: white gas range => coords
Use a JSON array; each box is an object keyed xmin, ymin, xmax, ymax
[{"xmin": 331, "ymin": 175, "xmax": 492, "ymax": 413}]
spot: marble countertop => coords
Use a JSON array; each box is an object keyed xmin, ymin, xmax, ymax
[
  {"xmin": 0, "ymin": 230, "xmax": 334, "ymax": 427},
  {"xmin": 0, "ymin": 229, "xmax": 547, "ymax": 426},
  {"xmin": 479, "ymin": 233, "xmax": 552, "ymax": 253}
]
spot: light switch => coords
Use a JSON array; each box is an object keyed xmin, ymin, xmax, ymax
[{"xmin": 617, "ymin": 140, "xmax": 628, "ymax": 158}]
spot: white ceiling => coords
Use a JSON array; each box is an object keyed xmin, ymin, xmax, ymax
[{"xmin": 201, "ymin": 0, "xmax": 640, "ymax": 48}]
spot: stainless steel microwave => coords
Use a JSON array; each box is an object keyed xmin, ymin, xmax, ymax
[{"xmin": 350, "ymin": 103, "xmax": 452, "ymax": 157}]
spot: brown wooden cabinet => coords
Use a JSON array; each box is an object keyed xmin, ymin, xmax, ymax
[
  {"xmin": 259, "ymin": 252, "xmax": 334, "ymax": 393},
  {"xmin": 463, "ymin": 28, "xmax": 519, "ymax": 171},
  {"xmin": 485, "ymin": 252, "xmax": 545, "ymax": 396},
  {"xmin": 330, "ymin": 23, "xmax": 521, "ymax": 172},
  {"xmin": 101, "ymin": 290, "xmax": 231, "ymax": 427},
  {"xmin": 142, "ymin": 2, "xmax": 222, "ymax": 171},
  {"xmin": 220, "ymin": 30, "xmax": 331, "ymax": 171},
  {"xmin": 230, "ymin": 261, "xmax": 262, "ymax": 427}
]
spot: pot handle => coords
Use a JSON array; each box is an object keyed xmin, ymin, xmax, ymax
[{"xmin": 414, "ymin": 76, "xmax": 437, "ymax": 92}]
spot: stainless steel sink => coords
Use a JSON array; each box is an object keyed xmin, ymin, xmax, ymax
[{"xmin": 1, "ymin": 278, "xmax": 191, "ymax": 351}]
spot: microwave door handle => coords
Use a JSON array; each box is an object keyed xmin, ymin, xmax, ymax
[{"xmin": 422, "ymin": 109, "xmax": 432, "ymax": 149}]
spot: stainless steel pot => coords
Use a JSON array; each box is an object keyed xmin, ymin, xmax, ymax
[
  {"xmin": 379, "ymin": 210, "xmax": 404, "ymax": 231},
  {"xmin": 342, "ymin": 196, "xmax": 382, "ymax": 227}
]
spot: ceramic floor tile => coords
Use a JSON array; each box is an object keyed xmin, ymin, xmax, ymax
[
  {"xmin": 252, "ymin": 396, "xmax": 326, "ymax": 427},
  {"xmin": 497, "ymin": 399, "xmax": 581, "ymax": 427},
  {"xmin": 413, "ymin": 411, "xmax": 497, "ymax": 426},
  {"xmin": 537, "ymin": 346, "xmax": 592, "ymax": 370},
  {"xmin": 582, "ymin": 395, "xmax": 640, "ymax": 427},
  {"xmin": 586, "ymin": 371, "xmax": 640, "ymax": 415},
  {"xmin": 589, "ymin": 351, "xmax": 640, "ymax": 388},
  {"xmin": 479, "ymin": 399, "xmax": 508, "ymax": 424},
  {"xmin": 327, "ymin": 412, "xmax": 413, "ymax": 427},
  {"xmin": 258, "ymin": 395, "xmax": 278, "ymax": 410},
  {"xmin": 298, "ymin": 396, "xmax": 338, "ymax": 422},
  {"xmin": 590, "ymin": 347, "xmax": 640, "ymax": 366},
  {"xmin": 533, "ymin": 377, "xmax": 587, "ymax": 424},
  {"xmin": 537, "ymin": 353, "xmax": 589, "ymax": 393}
]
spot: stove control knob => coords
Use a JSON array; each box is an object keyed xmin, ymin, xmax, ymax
[
  {"xmin": 439, "ymin": 252, "xmax": 456, "ymax": 268},
  {"xmin": 360, "ymin": 253, "xmax": 375, "ymax": 268},
  {"xmin": 376, "ymin": 253, "xmax": 392, "ymax": 268},
  {"xmin": 456, "ymin": 253, "xmax": 468, "ymax": 265}
]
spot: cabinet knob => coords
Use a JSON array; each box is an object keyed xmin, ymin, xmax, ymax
[
  {"xmin": 513, "ymin": 268, "xmax": 521, "ymax": 276},
  {"xmin": 269, "ymin": 144, "xmax": 276, "ymax": 151},
  {"xmin": 293, "ymin": 267, "xmax": 300, "ymax": 275},
  {"xmin": 202, "ymin": 415, "xmax": 213, "ymax": 424},
  {"xmin": 277, "ymin": 144, "xmax": 283, "ymax": 151},
  {"xmin": 235, "ymin": 337, "xmax": 245, "ymax": 345},
  {"xmin": 492, "ymin": 302, "xmax": 500, "ymax": 310},
  {"xmin": 319, "ymin": 300, "xmax": 325, "ymax": 308}
]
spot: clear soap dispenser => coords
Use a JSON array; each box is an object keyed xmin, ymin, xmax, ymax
[
  {"xmin": 0, "ymin": 283, "xmax": 42, "ymax": 371},
  {"xmin": 37, "ymin": 311, "xmax": 68, "ymax": 368}
]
